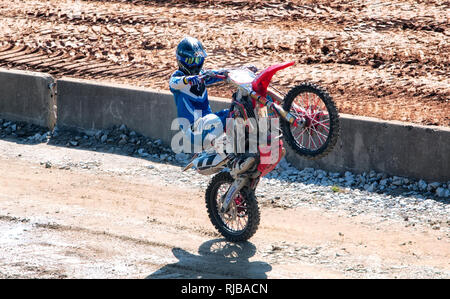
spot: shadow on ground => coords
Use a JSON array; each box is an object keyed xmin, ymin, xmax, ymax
[{"xmin": 146, "ymin": 239, "xmax": 271, "ymax": 279}]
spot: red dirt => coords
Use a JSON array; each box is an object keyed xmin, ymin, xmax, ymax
[{"xmin": 0, "ymin": 0, "xmax": 448, "ymax": 126}]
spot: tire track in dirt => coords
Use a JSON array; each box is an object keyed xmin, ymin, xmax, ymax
[
  {"xmin": 0, "ymin": 214, "xmax": 174, "ymax": 249},
  {"xmin": 0, "ymin": 0, "xmax": 448, "ymax": 126}
]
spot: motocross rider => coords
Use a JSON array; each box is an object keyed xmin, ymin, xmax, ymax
[{"xmin": 169, "ymin": 36, "xmax": 256, "ymax": 175}]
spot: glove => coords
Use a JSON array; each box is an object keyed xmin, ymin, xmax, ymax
[
  {"xmin": 245, "ymin": 64, "xmax": 258, "ymax": 73},
  {"xmin": 201, "ymin": 70, "xmax": 216, "ymax": 78},
  {"xmin": 183, "ymin": 76, "xmax": 202, "ymax": 86},
  {"xmin": 203, "ymin": 69, "xmax": 229, "ymax": 79},
  {"xmin": 216, "ymin": 69, "xmax": 229, "ymax": 77}
]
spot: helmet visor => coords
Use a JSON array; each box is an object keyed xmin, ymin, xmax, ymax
[{"xmin": 177, "ymin": 54, "xmax": 205, "ymax": 66}]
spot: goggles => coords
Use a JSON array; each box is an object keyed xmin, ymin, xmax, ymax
[{"xmin": 177, "ymin": 54, "xmax": 205, "ymax": 66}]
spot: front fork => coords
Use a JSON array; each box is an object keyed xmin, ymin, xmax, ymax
[
  {"xmin": 220, "ymin": 175, "xmax": 261, "ymax": 215},
  {"xmin": 220, "ymin": 177, "xmax": 248, "ymax": 213},
  {"xmin": 250, "ymin": 92, "xmax": 305, "ymax": 128}
]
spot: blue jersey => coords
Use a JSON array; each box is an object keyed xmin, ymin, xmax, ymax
[
  {"xmin": 169, "ymin": 69, "xmax": 229, "ymax": 146},
  {"xmin": 169, "ymin": 69, "xmax": 223, "ymax": 125}
]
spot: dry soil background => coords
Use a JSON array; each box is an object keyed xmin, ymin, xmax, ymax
[{"xmin": 0, "ymin": 0, "xmax": 448, "ymax": 126}]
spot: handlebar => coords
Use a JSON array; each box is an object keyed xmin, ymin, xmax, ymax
[
  {"xmin": 214, "ymin": 74, "xmax": 227, "ymax": 80},
  {"xmin": 198, "ymin": 72, "xmax": 228, "ymax": 82}
]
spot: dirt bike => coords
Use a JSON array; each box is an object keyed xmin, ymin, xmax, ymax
[{"xmin": 183, "ymin": 61, "xmax": 340, "ymax": 242}]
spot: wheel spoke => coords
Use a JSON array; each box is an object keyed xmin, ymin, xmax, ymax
[
  {"xmin": 309, "ymin": 128, "xmax": 319, "ymax": 149},
  {"xmin": 311, "ymin": 125, "xmax": 326, "ymax": 147},
  {"xmin": 308, "ymin": 128, "xmax": 313, "ymax": 149},
  {"xmin": 313, "ymin": 126, "xmax": 329, "ymax": 140},
  {"xmin": 293, "ymin": 126, "xmax": 308, "ymax": 139},
  {"xmin": 314, "ymin": 121, "xmax": 330, "ymax": 133}
]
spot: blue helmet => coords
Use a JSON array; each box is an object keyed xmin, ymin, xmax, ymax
[{"xmin": 176, "ymin": 36, "xmax": 207, "ymax": 75}]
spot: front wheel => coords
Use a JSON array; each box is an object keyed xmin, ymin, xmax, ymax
[
  {"xmin": 281, "ymin": 82, "xmax": 340, "ymax": 159},
  {"xmin": 205, "ymin": 172, "xmax": 260, "ymax": 242}
]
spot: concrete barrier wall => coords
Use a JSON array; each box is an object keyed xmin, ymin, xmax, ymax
[
  {"xmin": 0, "ymin": 68, "xmax": 55, "ymax": 128},
  {"xmin": 55, "ymin": 77, "xmax": 449, "ymax": 182},
  {"xmin": 1, "ymin": 70, "xmax": 447, "ymax": 181},
  {"xmin": 56, "ymin": 78, "xmax": 178, "ymax": 145},
  {"xmin": 285, "ymin": 115, "xmax": 450, "ymax": 182}
]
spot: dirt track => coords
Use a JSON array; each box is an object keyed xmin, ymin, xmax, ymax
[
  {"xmin": 0, "ymin": 0, "xmax": 448, "ymax": 126},
  {"xmin": 0, "ymin": 1, "xmax": 449, "ymax": 279},
  {"xmin": 0, "ymin": 138, "xmax": 448, "ymax": 279}
]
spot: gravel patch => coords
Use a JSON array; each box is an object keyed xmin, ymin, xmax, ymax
[{"xmin": 1, "ymin": 118, "xmax": 448, "ymax": 235}]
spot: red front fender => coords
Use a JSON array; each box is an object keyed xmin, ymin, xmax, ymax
[{"xmin": 252, "ymin": 61, "xmax": 295, "ymax": 97}]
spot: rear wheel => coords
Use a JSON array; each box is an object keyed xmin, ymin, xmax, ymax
[
  {"xmin": 281, "ymin": 82, "xmax": 340, "ymax": 159},
  {"xmin": 205, "ymin": 172, "xmax": 260, "ymax": 242}
]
